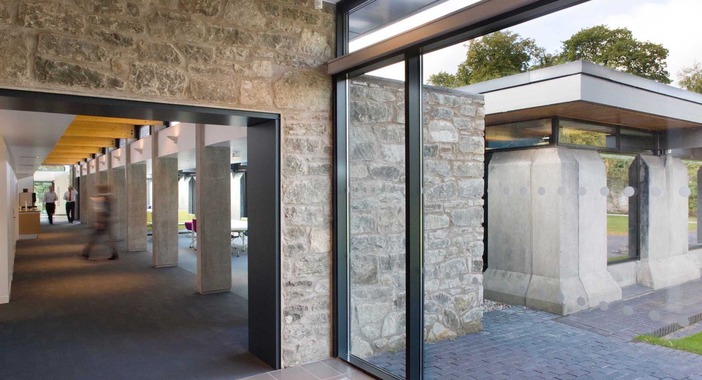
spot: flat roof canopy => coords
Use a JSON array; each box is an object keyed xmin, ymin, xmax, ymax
[{"xmin": 458, "ymin": 60, "xmax": 702, "ymax": 132}]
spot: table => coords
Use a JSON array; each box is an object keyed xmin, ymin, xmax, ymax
[
  {"xmin": 231, "ymin": 219, "xmax": 248, "ymax": 256},
  {"xmin": 18, "ymin": 210, "xmax": 40, "ymax": 239}
]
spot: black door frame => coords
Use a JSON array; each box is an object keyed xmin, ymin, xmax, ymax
[{"xmin": 0, "ymin": 88, "xmax": 282, "ymax": 369}]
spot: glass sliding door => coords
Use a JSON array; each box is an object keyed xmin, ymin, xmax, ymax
[{"xmin": 347, "ymin": 64, "xmax": 407, "ymax": 379}]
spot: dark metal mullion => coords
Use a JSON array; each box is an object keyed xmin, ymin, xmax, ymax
[
  {"xmin": 333, "ymin": 76, "xmax": 349, "ymax": 359},
  {"xmin": 405, "ymin": 54, "xmax": 424, "ymax": 380}
]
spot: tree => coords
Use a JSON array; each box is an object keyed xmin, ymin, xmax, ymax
[
  {"xmin": 678, "ymin": 63, "xmax": 702, "ymax": 94},
  {"xmin": 426, "ymin": 71, "xmax": 463, "ymax": 88},
  {"xmin": 559, "ymin": 25, "xmax": 671, "ymax": 84},
  {"xmin": 427, "ymin": 31, "xmax": 547, "ymax": 87}
]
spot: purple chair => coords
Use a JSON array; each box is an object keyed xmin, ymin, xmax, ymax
[{"xmin": 185, "ymin": 219, "xmax": 197, "ymax": 249}]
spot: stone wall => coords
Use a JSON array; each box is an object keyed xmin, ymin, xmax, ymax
[
  {"xmin": 0, "ymin": 0, "xmax": 334, "ymax": 367},
  {"xmin": 348, "ymin": 76, "xmax": 484, "ymax": 358}
]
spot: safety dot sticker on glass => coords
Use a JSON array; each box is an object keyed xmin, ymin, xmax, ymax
[
  {"xmin": 519, "ymin": 186, "xmax": 528, "ymax": 196},
  {"xmin": 623, "ymin": 186, "xmax": 636, "ymax": 197},
  {"xmin": 578, "ymin": 186, "xmax": 587, "ymax": 196},
  {"xmin": 538, "ymin": 187, "xmax": 546, "ymax": 196},
  {"xmin": 557, "ymin": 186, "xmax": 565, "ymax": 196},
  {"xmin": 651, "ymin": 186, "xmax": 662, "ymax": 197},
  {"xmin": 680, "ymin": 187, "xmax": 691, "ymax": 197},
  {"xmin": 622, "ymin": 305, "xmax": 634, "ymax": 316},
  {"xmin": 648, "ymin": 310, "xmax": 661, "ymax": 322},
  {"xmin": 678, "ymin": 316, "xmax": 690, "ymax": 327},
  {"xmin": 600, "ymin": 186, "xmax": 609, "ymax": 196},
  {"xmin": 599, "ymin": 301, "xmax": 609, "ymax": 311}
]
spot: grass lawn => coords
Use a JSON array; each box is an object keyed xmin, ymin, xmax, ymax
[
  {"xmin": 636, "ymin": 332, "xmax": 702, "ymax": 355},
  {"xmin": 607, "ymin": 214, "xmax": 696, "ymax": 235}
]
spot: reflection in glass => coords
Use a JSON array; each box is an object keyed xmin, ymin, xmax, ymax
[
  {"xmin": 684, "ymin": 160, "xmax": 702, "ymax": 247},
  {"xmin": 348, "ymin": 0, "xmax": 481, "ymax": 52},
  {"xmin": 423, "ymin": 83, "xmax": 485, "ymax": 377},
  {"xmin": 486, "ymin": 119, "xmax": 551, "ymax": 150},
  {"xmin": 603, "ymin": 154, "xmax": 634, "ymax": 263},
  {"xmin": 348, "ymin": 73, "xmax": 406, "ymax": 378},
  {"xmin": 620, "ymin": 128, "xmax": 656, "ymax": 152},
  {"xmin": 559, "ymin": 119, "xmax": 616, "ymax": 148}
]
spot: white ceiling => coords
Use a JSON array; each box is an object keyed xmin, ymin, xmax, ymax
[{"xmin": 0, "ymin": 109, "xmax": 74, "ymax": 179}]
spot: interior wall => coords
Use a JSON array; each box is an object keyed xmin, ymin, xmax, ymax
[
  {"xmin": 232, "ymin": 172, "xmax": 243, "ymax": 220},
  {"xmin": 0, "ymin": 136, "xmax": 17, "ymax": 304},
  {"xmin": 178, "ymin": 178, "xmax": 190, "ymax": 211}
]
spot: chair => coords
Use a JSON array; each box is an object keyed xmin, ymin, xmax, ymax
[
  {"xmin": 231, "ymin": 217, "xmax": 248, "ymax": 257},
  {"xmin": 185, "ymin": 218, "xmax": 197, "ymax": 249}
]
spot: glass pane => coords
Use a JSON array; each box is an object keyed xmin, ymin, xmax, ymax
[
  {"xmin": 686, "ymin": 160, "xmax": 702, "ymax": 247},
  {"xmin": 348, "ymin": 69, "xmax": 406, "ymax": 378},
  {"xmin": 620, "ymin": 128, "xmax": 656, "ymax": 152},
  {"xmin": 486, "ymin": 119, "xmax": 552, "ymax": 150},
  {"xmin": 559, "ymin": 119, "xmax": 616, "ymax": 148},
  {"xmin": 422, "ymin": 66, "xmax": 485, "ymax": 378},
  {"xmin": 603, "ymin": 154, "xmax": 635, "ymax": 263},
  {"xmin": 407, "ymin": 0, "xmax": 702, "ymax": 377},
  {"xmin": 349, "ymin": 0, "xmax": 481, "ymax": 52}
]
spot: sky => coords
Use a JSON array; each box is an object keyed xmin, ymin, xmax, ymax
[{"xmin": 366, "ymin": 0, "xmax": 702, "ymax": 87}]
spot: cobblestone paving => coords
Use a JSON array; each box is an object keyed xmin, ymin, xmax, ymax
[{"xmin": 368, "ymin": 279, "xmax": 702, "ymax": 379}]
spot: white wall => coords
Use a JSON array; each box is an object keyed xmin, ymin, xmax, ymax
[
  {"xmin": 231, "ymin": 172, "xmax": 243, "ymax": 220},
  {"xmin": 178, "ymin": 178, "xmax": 190, "ymax": 211},
  {"xmin": 0, "ymin": 136, "xmax": 17, "ymax": 304}
]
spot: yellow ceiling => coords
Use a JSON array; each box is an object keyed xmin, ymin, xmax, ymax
[{"xmin": 43, "ymin": 116, "xmax": 161, "ymax": 165}]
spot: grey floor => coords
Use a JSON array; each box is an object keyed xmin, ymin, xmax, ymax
[
  {"xmin": 368, "ymin": 279, "xmax": 702, "ymax": 379},
  {"xmin": 147, "ymin": 232, "xmax": 249, "ymax": 299},
  {"xmin": 0, "ymin": 221, "xmax": 271, "ymax": 380}
]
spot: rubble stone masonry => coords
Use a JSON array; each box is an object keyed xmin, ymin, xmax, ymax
[{"xmin": 348, "ymin": 76, "xmax": 485, "ymax": 358}]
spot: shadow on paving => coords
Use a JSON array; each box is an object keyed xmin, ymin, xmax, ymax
[{"xmin": 0, "ymin": 222, "xmax": 270, "ymax": 380}]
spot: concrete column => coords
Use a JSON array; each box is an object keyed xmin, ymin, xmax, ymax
[
  {"xmin": 485, "ymin": 147, "xmax": 621, "ymax": 315},
  {"xmin": 126, "ymin": 162, "xmax": 147, "ymax": 252},
  {"xmin": 196, "ymin": 124, "xmax": 232, "ymax": 293},
  {"xmin": 78, "ymin": 175, "xmax": 87, "ymax": 223},
  {"xmin": 629, "ymin": 154, "xmax": 699, "ymax": 289},
  {"xmin": 84, "ymin": 162, "xmax": 96, "ymax": 225},
  {"xmin": 109, "ymin": 166, "xmax": 126, "ymax": 241},
  {"xmin": 571, "ymin": 150, "xmax": 622, "ymax": 307},
  {"xmin": 152, "ymin": 134, "xmax": 179, "ymax": 267}
]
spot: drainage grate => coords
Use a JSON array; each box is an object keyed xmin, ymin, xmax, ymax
[{"xmin": 650, "ymin": 311, "xmax": 702, "ymax": 338}]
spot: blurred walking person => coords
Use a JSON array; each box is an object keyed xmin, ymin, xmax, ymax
[{"xmin": 82, "ymin": 185, "xmax": 119, "ymax": 260}]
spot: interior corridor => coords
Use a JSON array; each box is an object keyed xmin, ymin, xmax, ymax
[{"xmin": 0, "ymin": 222, "xmax": 270, "ymax": 380}]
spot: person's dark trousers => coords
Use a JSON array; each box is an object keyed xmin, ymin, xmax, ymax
[
  {"xmin": 65, "ymin": 201, "xmax": 75, "ymax": 223},
  {"xmin": 45, "ymin": 202, "xmax": 55, "ymax": 224}
]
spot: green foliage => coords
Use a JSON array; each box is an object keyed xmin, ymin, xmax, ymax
[
  {"xmin": 559, "ymin": 25, "xmax": 671, "ymax": 84},
  {"xmin": 636, "ymin": 333, "xmax": 702, "ymax": 356},
  {"xmin": 685, "ymin": 160, "xmax": 702, "ymax": 217},
  {"xmin": 678, "ymin": 63, "xmax": 702, "ymax": 94},
  {"xmin": 33, "ymin": 181, "xmax": 53, "ymax": 200},
  {"xmin": 429, "ymin": 26, "xmax": 674, "ymax": 87},
  {"xmin": 426, "ymin": 71, "xmax": 462, "ymax": 88},
  {"xmin": 559, "ymin": 129, "xmax": 606, "ymax": 146},
  {"xmin": 427, "ymin": 31, "xmax": 546, "ymax": 87}
]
